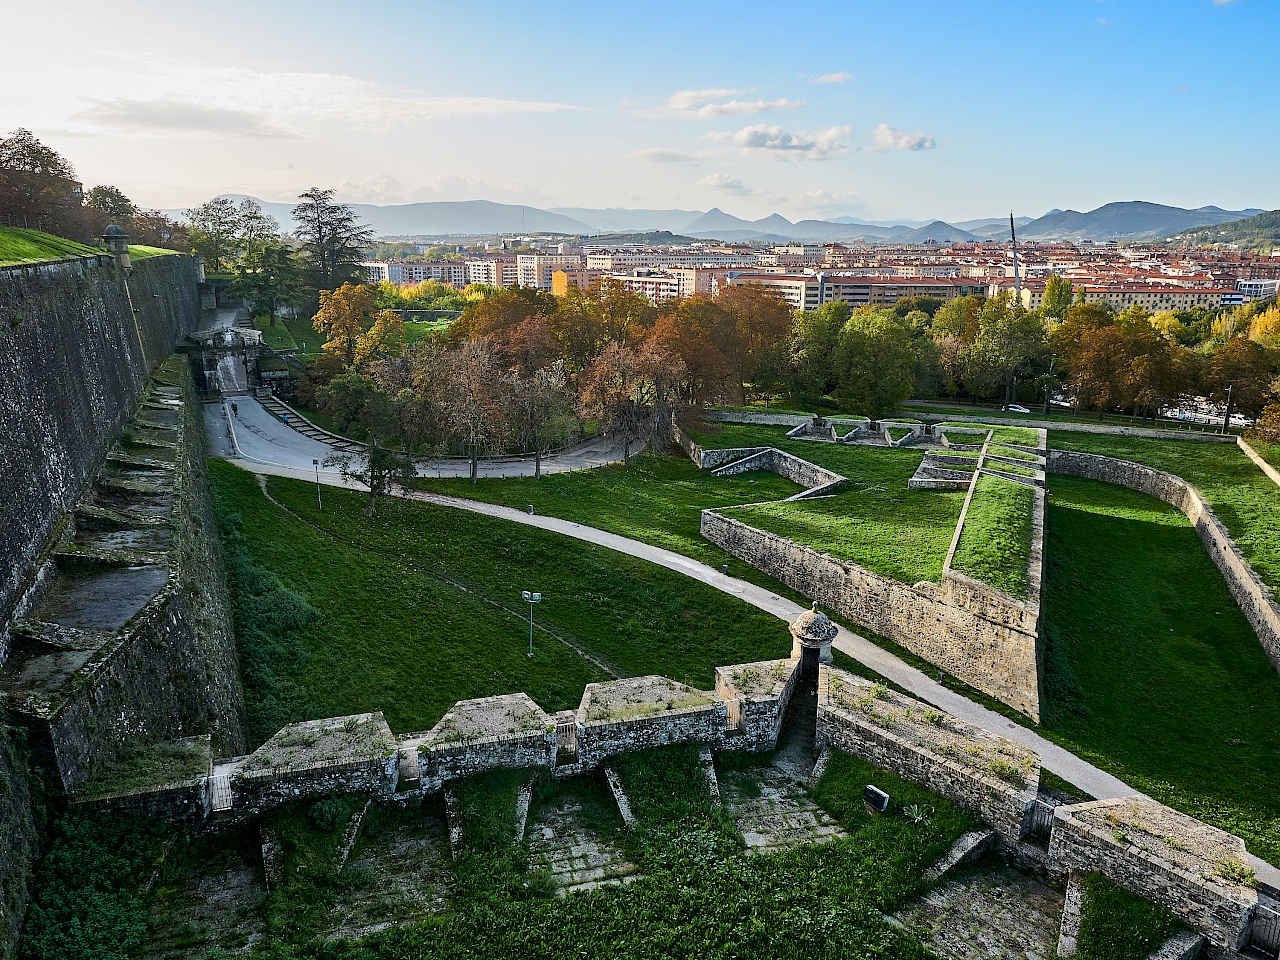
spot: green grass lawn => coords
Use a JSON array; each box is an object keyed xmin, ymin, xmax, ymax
[
  {"xmin": 687, "ymin": 426, "xmax": 966, "ymax": 584},
  {"xmin": 1074, "ymin": 872, "xmax": 1182, "ymax": 960},
  {"xmin": 1040, "ymin": 475, "xmax": 1280, "ymax": 862},
  {"xmin": 416, "ymin": 452, "xmax": 801, "ymax": 569},
  {"xmin": 1048, "ymin": 432, "xmax": 1280, "ymax": 591},
  {"xmin": 280, "ymin": 313, "xmax": 326, "ymax": 358},
  {"xmin": 950, "ymin": 474, "xmax": 1034, "ymax": 599},
  {"xmin": 210, "ymin": 460, "xmax": 792, "ymax": 743},
  {"xmin": 126, "ymin": 244, "xmax": 180, "ymax": 259},
  {"xmin": 0, "ymin": 226, "xmax": 99, "ymax": 264},
  {"xmin": 253, "ymin": 313, "xmax": 299, "ymax": 351},
  {"xmin": 403, "ymin": 319, "xmax": 451, "ymax": 343}
]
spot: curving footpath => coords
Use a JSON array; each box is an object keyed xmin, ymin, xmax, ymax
[{"xmin": 217, "ymin": 414, "xmax": 1280, "ymax": 886}]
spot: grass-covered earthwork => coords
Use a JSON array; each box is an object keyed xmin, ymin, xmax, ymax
[
  {"xmin": 1040, "ymin": 475, "xmax": 1280, "ymax": 862},
  {"xmin": 949, "ymin": 474, "xmax": 1035, "ymax": 599},
  {"xmin": 0, "ymin": 226, "xmax": 100, "ymax": 265},
  {"xmin": 210, "ymin": 459, "xmax": 792, "ymax": 744},
  {"xmin": 1048, "ymin": 432, "xmax": 1280, "ymax": 590}
]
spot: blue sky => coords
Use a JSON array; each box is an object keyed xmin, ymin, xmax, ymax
[{"xmin": 4, "ymin": 0, "xmax": 1276, "ymax": 221}]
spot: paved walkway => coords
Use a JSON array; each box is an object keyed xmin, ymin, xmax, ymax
[
  {"xmin": 216, "ymin": 411, "xmax": 1280, "ymax": 885},
  {"xmin": 206, "ymin": 395, "xmax": 636, "ymax": 478}
]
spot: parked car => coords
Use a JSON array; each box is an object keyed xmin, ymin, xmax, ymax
[{"xmin": 1003, "ymin": 404, "xmax": 1031, "ymax": 414}]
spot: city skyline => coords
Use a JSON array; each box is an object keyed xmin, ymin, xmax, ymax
[{"xmin": 4, "ymin": 0, "xmax": 1277, "ymax": 221}]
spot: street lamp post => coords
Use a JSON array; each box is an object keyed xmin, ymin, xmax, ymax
[
  {"xmin": 312, "ymin": 458, "xmax": 322, "ymax": 511},
  {"xmin": 1220, "ymin": 384, "xmax": 1234, "ymax": 435},
  {"xmin": 521, "ymin": 590, "xmax": 542, "ymax": 657}
]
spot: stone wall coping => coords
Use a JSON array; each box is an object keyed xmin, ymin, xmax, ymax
[
  {"xmin": 820, "ymin": 667, "xmax": 1037, "ymax": 793},
  {"xmin": 905, "ymin": 409, "xmax": 1240, "ymax": 443},
  {"xmin": 1052, "ymin": 798, "xmax": 1254, "ymax": 898},
  {"xmin": 1238, "ymin": 436, "xmax": 1280, "ymax": 490},
  {"xmin": 233, "ymin": 754, "xmax": 391, "ymax": 782},
  {"xmin": 714, "ymin": 658, "xmax": 800, "ymax": 703},
  {"xmin": 577, "ymin": 698, "xmax": 723, "ymax": 730},
  {"xmin": 416, "ymin": 725, "xmax": 552, "ymax": 754}
]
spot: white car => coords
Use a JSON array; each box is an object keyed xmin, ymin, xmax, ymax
[{"xmin": 1003, "ymin": 404, "xmax": 1031, "ymax": 414}]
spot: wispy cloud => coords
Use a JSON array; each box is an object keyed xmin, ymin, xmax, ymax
[
  {"xmin": 74, "ymin": 98, "xmax": 302, "ymax": 139},
  {"xmin": 707, "ymin": 124, "xmax": 853, "ymax": 160},
  {"xmin": 867, "ymin": 123, "xmax": 936, "ymax": 152},
  {"xmin": 630, "ymin": 147, "xmax": 697, "ymax": 163},
  {"xmin": 335, "ymin": 173, "xmax": 548, "ymax": 205},
  {"xmin": 810, "ymin": 72, "xmax": 852, "ymax": 84},
  {"xmin": 653, "ymin": 88, "xmax": 804, "ymax": 119},
  {"xmin": 697, "ymin": 173, "xmax": 751, "ymax": 194},
  {"xmin": 1214, "ymin": 0, "xmax": 1238, "ymax": 6},
  {"xmin": 67, "ymin": 58, "xmax": 583, "ymax": 139}
]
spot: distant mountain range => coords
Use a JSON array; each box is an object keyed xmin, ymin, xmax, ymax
[{"xmin": 168, "ymin": 197, "xmax": 1265, "ymax": 245}]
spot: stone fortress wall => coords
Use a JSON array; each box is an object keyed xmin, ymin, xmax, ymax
[
  {"xmin": 0, "ymin": 254, "xmax": 203, "ymax": 634},
  {"xmin": 0, "ymin": 254, "xmax": 219, "ymax": 960},
  {"xmin": 675, "ymin": 418, "xmax": 1044, "ymax": 720}
]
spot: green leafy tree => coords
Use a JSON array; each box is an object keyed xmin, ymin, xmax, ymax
[
  {"xmin": 1042, "ymin": 274, "xmax": 1073, "ymax": 320},
  {"xmin": 326, "ymin": 441, "xmax": 415, "ymax": 518},
  {"xmin": 0, "ymin": 128, "xmax": 88, "ymax": 238},
  {"xmin": 185, "ymin": 197, "xmax": 242, "ymax": 274},
  {"xmin": 789, "ymin": 301, "xmax": 849, "ymax": 403},
  {"xmin": 831, "ymin": 309, "xmax": 917, "ymax": 418},
  {"xmin": 229, "ymin": 242, "xmax": 303, "ymax": 327},
  {"xmin": 292, "ymin": 187, "xmax": 375, "ymax": 292},
  {"xmin": 85, "ymin": 185, "xmax": 136, "ymax": 222},
  {"xmin": 963, "ymin": 295, "xmax": 1046, "ymax": 403}
]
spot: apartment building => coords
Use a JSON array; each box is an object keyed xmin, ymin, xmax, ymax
[
  {"xmin": 465, "ymin": 257, "xmax": 519, "ymax": 286},
  {"xmin": 727, "ymin": 273, "xmax": 985, "ymax": 310},
  {"xmin": 517, "ymin": 253, "xmax": 586, "ymax": 289},
  {"xmin": 1238, "ymin": 278, "xmax": 1280, "ymax": 301},
  {"xmin": 609, "ymin": 270, "xmax": 683, "ymax": 302},
  {"xmin": 361, "ymin": 260, "xmax": 468, "ymax": 286},
  {"xmin": 584, "ymin": 250, "xmax": 757, "ymax": 270},
  {"xmin": 550, "ymin": 268, "xmax": 609, "ymax": 297}
]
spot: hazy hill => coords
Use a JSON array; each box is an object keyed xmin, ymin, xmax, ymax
[
  {"xmin": 547, "ymin": 207, "xmax": 701, "ymax": 233},
  {"xmin": 895, "ymin": 221, "xmax": 980, "ymax": 244},
  {"xmin": 171, "ymin": 196, "xmax": 592, "ymax": 237},
  {"xmin": 1168, "ymin": 209, "xmax": 1280, "ymax": 250},
  {"xmin": 1019, "ymin": 201, "xmax": 1262, "ymax": 241}
]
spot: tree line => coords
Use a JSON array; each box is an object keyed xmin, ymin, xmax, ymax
[{"xmin": 0, "ymin": 128, "xmax": 188, "ymax": 246}]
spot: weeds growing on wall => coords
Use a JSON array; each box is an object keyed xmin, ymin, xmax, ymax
[{"xmin": 19, "ymin": 814, "xmax": 165, "ymax": 960}]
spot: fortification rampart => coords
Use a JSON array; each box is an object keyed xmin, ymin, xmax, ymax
[
  {"xmin": 816, "ymin": 666, "xmax": 1037, "ymax": 847},
  {"xmin": 0, "ymin": 255, "xmax": 203, "ymax": 632},
  {"xmin": 1047, "ymin": 450, "xmax": 1280, "ymax": 673},
  {"xmin": 699, "ymin": 510, "xmax": 1041, "ymax": 718},
  {"xmin": 2, "ymin": 359, "xmax": 245, "ymax": 793}
]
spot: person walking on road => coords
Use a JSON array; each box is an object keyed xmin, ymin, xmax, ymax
[{"xmin": 231, "ymin": 402, "xmax": 239, "ymax": 418}]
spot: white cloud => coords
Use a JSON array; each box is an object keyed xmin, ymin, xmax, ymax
[
  {"xmin": 65, "ymin": 57, "xmax": 582, "ymax": 140},
  {"xmin": 707, "ymin": 124, "xmax": 853, "ymax": 160},
  {"xmin": 810, "ymin": 72, "xmax": 852, "ymax": 84},
  {"xmin": 1214, "ymin": 0, "xmax": 1238, "ymax": 6},
  {"xmin": 74, "ymin": 98, "xmax": 303, "ymax": 139},
  {"xmin": 697, "ymin": 173, "xmax": 751, "ymax": 194},
  {"xmin": 867, "ymin": 123, "xmax": 936, "ymax": 152},
  {"xmin": 630, "ymin": 147, "xmax": 696, "ymax": 163},
  {"xmin": 654, "ymin": 88, "xmax": 804, "ymax": 119}
]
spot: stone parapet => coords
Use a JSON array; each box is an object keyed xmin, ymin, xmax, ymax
[
  {"xmin": 713, "ymin": 658, "xmax": 800, "ymax": 751},
  {"xmin": 1046, "ymin": 450, "xmax": 1280, "ymax": 674},
  {"xmin": 815, "ymin": 666, "xmax": 1038, "ymax": 847},
  {"xmin": 1047, "ymin": 798, "xmax": 1256, "ymax": 952}
]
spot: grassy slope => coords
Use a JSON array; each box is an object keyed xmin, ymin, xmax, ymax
[
  {"xmin": 1041, "ymin": 475, "xmax": 1280, "ymax": 861},
  {"xmin": 416, "ymin": 453, "xmax": 801, "ymax": 569},
  {"xmin": 126, "ymin": 245, "xmax": 180, "ymax": 259},
  {"xmin": 0, "ymin": 226, "xmax": 99, "ymax": 264},
  {"xmin": 950, "ymin": 474, "xmax": 1034, "ymax": 599},
  {"xmin": 1075, "ymin": 872, "xmax": 1182, "ymax": 960},
  {"xmin": 210, "ymin": 460, "xmax": 792, "ymax": 738},
  {"xmin": 1048, "ymin": 432, "xmax": 1280, "ymax": 590},
  {"xmin": 685, "ymin": 423, "xmax": 967, "ymax": 584},
  {"xmin": 253, "ymin": 314, "xmax": 299, "ymax": 351}
]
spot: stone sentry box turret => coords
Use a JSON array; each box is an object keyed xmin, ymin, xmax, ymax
[
  {"xmin": 101, "ymin": 224, "xmax": 131, "ymax": 270},
  {"xmin": 790, "ymin": 604, "xmax": 837, "ymax": 679}
]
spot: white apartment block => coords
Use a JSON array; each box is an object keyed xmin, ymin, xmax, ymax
[
  {"xmin": 361, "ymin": 260, "xmax": 468, "ymax": 286},
  {"xmin": 465, "ymin": 257, "xmax": 519, "ymax": 286},
  {"xmin": 1238, "ymin": 278, "xmax": 1280, "ymax": 301},
  {"xmin": 585, "ymin": 250, "xmax": 758, "ymax": 270},
  {"xmin": 610, "ymin": 271, "xmax": 682, "ymax": 302},
  {"xmin": 517, "ymin": 254, "xmax": 586, "ymax": 289}
]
